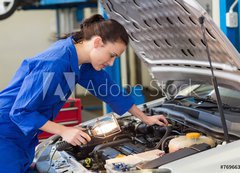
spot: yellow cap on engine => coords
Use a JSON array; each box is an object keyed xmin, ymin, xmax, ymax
[
  {"xmin": 186, "ymin": 132, "xmax": 201, "ymax": 139},
  {"xmin": 116, "ymin": 154, "xmax": 125, "ymax": 158},
  {"xmin": 83, "ymin": 158, "xmax": 92, "ymax": 168}
]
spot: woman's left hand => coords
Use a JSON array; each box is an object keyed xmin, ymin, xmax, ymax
[
  {"xmin": 144, "ymin": 115, "xmax": 168, "ymax": 126},
  {"xmin": 129, "ymin": 105, "xmax": 169, "ymax": 127}
]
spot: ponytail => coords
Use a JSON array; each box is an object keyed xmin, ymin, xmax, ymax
[{"xmin": 61, "ymin": 14, "xmax": 129, "ymax": 45}]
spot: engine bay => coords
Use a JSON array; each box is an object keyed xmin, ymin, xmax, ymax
[{"xmin": 35, "ymin": 100, "xmax": 240, "ymax": 173}]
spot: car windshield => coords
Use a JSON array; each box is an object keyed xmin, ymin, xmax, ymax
[{"xmin": 175, "ymin": 84, "xmax": 240, "ymax": 108}]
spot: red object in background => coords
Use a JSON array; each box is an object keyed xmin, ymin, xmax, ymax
[{"xmin": 38, "ymin": 98, "xmax": 82, "ymax": 140}]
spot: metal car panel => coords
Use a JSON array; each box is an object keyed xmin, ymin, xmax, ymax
[{"xmin": 159, "ymin": 140, "xmax": 240, "ymax": 173}]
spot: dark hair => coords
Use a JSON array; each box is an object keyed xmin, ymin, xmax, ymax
[{"xmin": 61, "ymin": 14, "xmax": 129, "ymax": 45}]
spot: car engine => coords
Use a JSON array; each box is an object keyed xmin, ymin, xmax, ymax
[{"xmin": 34, "ymin": 100, "xmax": 240, "ymax": 173}]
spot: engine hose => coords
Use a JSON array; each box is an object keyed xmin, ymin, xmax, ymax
[
  {"xmin": 154, "ymin": 126, "xmax": 172, "ymax": 149},
  {"xmin": 113, "ymin": 134, "xmax": 132, "ymax": 141},
  {"xmin": 91, "ymin": 138, "xmax": 131, "ymax": 155},
  {"xmin": 55, "ymin": 141, "xmax": 73, "ymax": 151},
  {"xmin": 160, "ymin": 135, "xmax": 176, "ymax": 151}
]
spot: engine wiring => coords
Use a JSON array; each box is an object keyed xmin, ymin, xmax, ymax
[{"xmin": 47, "ymin": 148, "xmax": 57, "ymax": 173}]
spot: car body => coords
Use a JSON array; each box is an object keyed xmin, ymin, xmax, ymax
[{"xmin": 34, "ymin": 0, "xmax": 240, "ymax": 173}]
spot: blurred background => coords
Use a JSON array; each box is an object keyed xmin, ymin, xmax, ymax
[{"xmin": 0, "ymin": 0, "xmax": 239, "ymax": 123}]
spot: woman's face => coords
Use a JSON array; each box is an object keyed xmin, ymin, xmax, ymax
[{"xmin": 89, "ymin": 38, "xmax": 126, "ymax": 71}]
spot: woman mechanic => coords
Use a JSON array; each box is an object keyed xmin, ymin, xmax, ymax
[{"xmin": 0, "ymin": 14, "xmax": 168, "ymax": 172}]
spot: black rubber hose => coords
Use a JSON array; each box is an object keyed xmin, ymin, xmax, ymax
[
  {"xmin": 154, "ymin": 126, "xmax": 172, "ymax": 149},
  {"xmin": 91, "ymin": 138, "xmax": 131, "ymax": 154},
  {"xmin": 160, "ymin": 135, "xmax": 176, "ymax": 151},
  {"xmin": 55, "ymin": 141, "xmax": 73, "ymax": 151}
]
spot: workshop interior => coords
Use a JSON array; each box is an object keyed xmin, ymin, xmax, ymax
[{"xmin": 0, "ymin": 0, "xmax": 240, "ymax": 173}]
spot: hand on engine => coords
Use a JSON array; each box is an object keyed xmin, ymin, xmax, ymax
[
  {"xmin": 128, "ymin": 105, "xmax": 169, "ymax": 127},
  {"xmin": 144, "ymin": 115, "xmax": 168, "ymax": 126}
]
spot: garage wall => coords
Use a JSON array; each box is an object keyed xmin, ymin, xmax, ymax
[{"xmin": 0, "ymin": 10, "xmax": 56, "ymax": 90}]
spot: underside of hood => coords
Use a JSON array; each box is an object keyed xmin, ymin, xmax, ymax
[{"xmin": 101, "ymin": 0, "xmax": 240, "ymax": 90}]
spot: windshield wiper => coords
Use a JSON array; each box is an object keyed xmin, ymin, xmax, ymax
[
  {"xmin": 174, "ymin": 95, "xmax": 216, "ymax": 104},
  {"xmin": 196, "ymin": 103, "xmax": 240, "ymax": 113},
  {"xmin": 173, "ymin": 95, "xmax": 240, "ymax": 112}
]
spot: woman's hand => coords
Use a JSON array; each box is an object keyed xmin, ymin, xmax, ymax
[
  {"xmin": 128, "ymin": 105, "xmax": 168, "ymax": 127},
  {"xmin": 40, "ymin": 121, "xmax": 91, "ymax": 146},
  {"xmin": 60, "ymin": 126, "xmax": 91, "ymax": 146},
  {"xmin": 143, "ymin": 115, "xmax": 168, "ymax": 126}
]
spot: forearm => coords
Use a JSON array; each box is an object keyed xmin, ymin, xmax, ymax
[
  {"xmin": 128, "ymin": 104, "xmax": 149, "ymax": 123},
  {"xmin": 39, "ymin": 120, "xmax": 67, "ymax": 136}
]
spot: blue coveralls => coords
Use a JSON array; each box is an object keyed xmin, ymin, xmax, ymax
[{"xmin": 0, "ymin": 37, "xmax": 134, "ymax": 173}]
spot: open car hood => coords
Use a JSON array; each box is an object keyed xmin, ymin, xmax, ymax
[{"xmin": 101, "ymin": 0, "xmax": 240, "ymax": 90}]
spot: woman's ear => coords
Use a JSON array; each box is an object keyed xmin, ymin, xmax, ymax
[{"xmin": 93, "ymin": 36, "xmax": 104, "ymax": 48}]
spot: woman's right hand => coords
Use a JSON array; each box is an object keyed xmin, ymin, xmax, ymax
[{"xmin": 60, "ymin": 126, "xmax": 91, "ymax": 146}]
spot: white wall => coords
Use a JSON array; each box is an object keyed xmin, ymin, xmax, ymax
[
  {"xmin": 212, "ymin": 0, "xmax": 220, "ymax": 26},
  {"xmin": 196, "ymin": 0, "xmax": 220, "ymax": 26},
  {"xmin": 196, "ymin": 0, "xmax": 213, "ymax": 15},
  {"xmin": 0, "ymin": 10, "xmax": 56, "ymax": 90}
]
